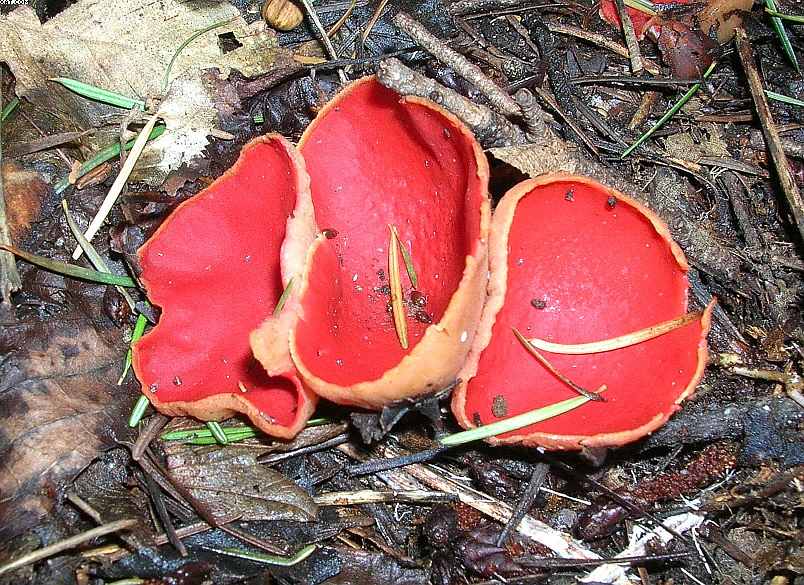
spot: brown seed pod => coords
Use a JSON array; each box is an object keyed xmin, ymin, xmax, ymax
[{"xmin": 262, "ymin": 0, "xmax": 303, "ymax": 31}]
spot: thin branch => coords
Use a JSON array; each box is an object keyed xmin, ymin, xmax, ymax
[
  {"xmin": 393, "ymin": 11, "xmax": 522, "ymax": 118},
  {"xmin": 496, "ymin": 462, "xmax": 549, "ymax": 547},
  {"xmin": 547, "ymin": 23, "xmax": 660, "ymax": 75},
  {"xmin": 299, "ymin": 0, "xmax": 348, "ymax": 84},
  {"xmin": 735, "ymin": 27, "xmax": 804, "ymax": 245},
  {"xmin": 0, "ymin": 519, "xmax": 137, "ymax": 576},
  {"xmin": 613, "ymin": 0, "xmax": 644, "ymax": 74},
  {"xmin": 376, "ymin": 58, "xmax": 526, "ymax": 147}
]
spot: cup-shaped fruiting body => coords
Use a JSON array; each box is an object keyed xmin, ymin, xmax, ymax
[
  {"xmin": 452, "ymin": 174, "xmax": 713, "ymax": 450},
  {"xmin": 133, "ymin": 134, "xmax": 317, "ymax": 438},
  {"xmin": 251, "ymin": 78, "xmax": 491, "ymax": 409}
]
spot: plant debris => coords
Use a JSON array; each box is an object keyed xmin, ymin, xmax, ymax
[{"xmin": 1, "ymin": 0, "xmax": 802, "ymax": 583}]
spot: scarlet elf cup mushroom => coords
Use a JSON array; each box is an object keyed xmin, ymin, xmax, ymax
[
  {"xmin": 133, "ymin": 78, "xmax": 712, "ymax": 447},
  {"xmin": 451, "ymin": 174, "xmax": 714, "ymax": 450},
  {"xmin": 251, "ymin": 78, "xmax": 491, "ymax": 409},
  {"xmin": 132, "ymin": 135, "xmax": 317, "ymax": 439}
]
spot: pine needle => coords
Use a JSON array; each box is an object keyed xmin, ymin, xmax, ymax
[
  {"xmin": 71, "ymin": 113, "xmax": 161, "ymax": 260},
  {"xmin": 204, "ymin": 544, "xmax": 317, "ymax": 566},
  {"xmin": 764, "ymin": 0, "xmax": 801, "ymax": 73},
  {"xmin": 525, "ymin": 311, "xmax": 702, "ymax": 354},
  {"xmin": 439, "ymin": 390, "xmax": 605, "ymax": 446},
  {"xmin": 513, "ymin": 328, "xmax": 606, "ymax": 401},
  {"xmin": 388, "ymin": 224, "xmax": 409, "ymax": 349},
  {"xmin": 622, "ymin": 61, "xmax": 717, "ymax": 158}
]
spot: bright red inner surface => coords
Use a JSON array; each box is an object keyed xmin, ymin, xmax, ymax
[
  {"xmin": 135, "ymin": 140, "xmax": 300, "ymax": 425},
  {"xmin": 295, "ymin": 80, "xmax": 484, "ymax": 386},
  {"xmin": 600, "ymin": 0, "xmax": 692, "ymax": 36},
  {"xmin": 464, "ymin": 181, "xmax": 703, "ymax": 438}
]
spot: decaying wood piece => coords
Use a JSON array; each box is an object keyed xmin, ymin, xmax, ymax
[
  {"xmin": 376, "ymin": 58, "xmax": 527, "ymax": 147},
  {"xmin": 735, "ymin": 27, "xmax": 804, "ymax": 246},
  {"xmin": 394, "ymin": 11, "xmax": 521, "ymax": 118}
]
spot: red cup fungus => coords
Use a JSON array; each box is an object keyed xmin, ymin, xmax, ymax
[
  {"xmin": 452, "ymin": 174, "xmax": 714, "ymax": 450},
  {"xmin": 132, "ymin": 134, "xmax": 318, "ymax": 438},
  {"xmin": 251, "ymin": 78, "xmax": 491, "ymax": 410}
]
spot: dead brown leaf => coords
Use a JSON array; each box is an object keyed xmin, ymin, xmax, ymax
[
  {"xmin": 0, "ymin": 0, "xmax": 301, "ymax": 182},
  {"xmin": 1, "ymin": 160, "xmax": 49, "ymax": 243},
  {"xmin": 165, "ymin": 444, "xmax": 318, "ymax": 522},
  {"xmin": 0, "ymin": 303, "xmax": 134, "ymax": 543}
]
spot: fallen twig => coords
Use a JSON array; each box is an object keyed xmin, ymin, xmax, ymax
[
  {"xmin": 496, "ymin": 461, "xmax": 549, "ymax": 547},
  {"xmin": 6, "ymin": 130, "xmax": 92, "ymax": 158},
  {"xmin": 377, "ymin": 57, "xmax": 526, "ymax": 147},
  {"xmin": 299, "ymin": 0, "xmax": 348, "ymax": 84},
  {"xmin": 393, "ymin": 12, "xmax": 521, "ymax": 119},
  {"xmin": 735, "ymin": 27, "xmax": 804, "ymax": 246},
  {"xmin": 0, "ymin": 519, "xmax": 137, "ymax": 576},
  {"xmin": 546, "ymin": 23, "xmax": 660, "ymax": 75},
  {"xmin": 613, "ymin": 0, "xmax": 644, "ymax": 74}
]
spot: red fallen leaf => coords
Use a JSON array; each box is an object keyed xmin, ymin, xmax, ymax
[
  {"xmin": 599, "ymin": 0, "xmax": 694, "ymax": 39},
  {"xmin": 452, "ymin": 174, "xmax": 714, "ymax": 450},
  {"xmin": 252, "ymin": 78, "xmax": 491, "ymax": 409},
  {"xmin": 132, "ymin": 134, "xmax": 317, "ymax": 438}
]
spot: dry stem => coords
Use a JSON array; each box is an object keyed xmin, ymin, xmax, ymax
[{"xmin": 735, "ymin": 27, "xmax": 804, "ymax": 246}]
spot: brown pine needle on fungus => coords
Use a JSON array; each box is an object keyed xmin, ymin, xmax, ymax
[
  {"xmin": 513, "ymin": 328, "xmax": 606, "ymax": 401},
  {"xmin": 388, "ymin": 225, "xmax": 409, "ymax": 349},
  {"xmin": 526, "ymin": 311, "xmax": 702, "ymax": 355}
]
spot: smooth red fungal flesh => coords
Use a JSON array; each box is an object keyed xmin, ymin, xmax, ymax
[
  {"xmin": 294, "ymin": 79, "xmax": 485, "ymax": 386},
  {"xmin": 599, "ymin": 0, "xmax": 692, "ymax": 38},
  {"xmin": 133, "ymin": 135, "xmax": 313, "ymax": 433},
  {"xmin": 459, "ymin": 177, "xmax": 709, "ymax": 447}
]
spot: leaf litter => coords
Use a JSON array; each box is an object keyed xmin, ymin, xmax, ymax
[{"xmin": 0, "ymin": 0, "xmax": 802, "ymax": 582}]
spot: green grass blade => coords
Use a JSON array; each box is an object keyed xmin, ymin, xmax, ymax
[
  {"xmin": 765, "ymin": 0, "xmax": 801, "ymax": 73},
  {"xmin": 54, "ymin": 124, "xmax": 166, "ymax": 195},
  {"xmin": 438, "ymin": 392, "xmax": 603, "ymax": 446},
  {"xmin": 119, "ymin": 313, "xmax": 148, "ymax": 385},
  {"xmin": 394, "ymin": 228, "xmax": 419, "ymax": 289},
  {"xmin": 765, "ymin": 90, "xmax": 804, "ymax": 108},
  {"xmin": 622, "ymin": 61, "xmax": 717, "ymax": 158},
  {"xmin": 127, "ymin": 395, "xmax": 150, "ymax": 427},
  {"xmin": 0, "ymin": 245, "xmax": 137, "ymax": 287},
  {"xmin": 1, "ymin": 97, "xmax": 19, "ymax": 122},
  {"xmin": 62, "ymin": 200, "xmax": 137, "ymax": 312},
  {"xmin": 51, "ymin": 78, "xmax": 146, "ymax": 110},
  {"xmin": 205, "ymin": 544, "xmax": 317, "ymax": 566},
  {"xmin": 161, "ymin": 417, "xmax": 332, "ymax": 444},
  {"xmin": 765, "ymin": 8, "xmax": 804, "ymax": 23},
  {"xmin": 162, "ymin": 17, "xmax": 238, "ymax": 93},
  {"xmin": 273, "ymin": 277, "xmax": 295, "ymax": 315}
]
